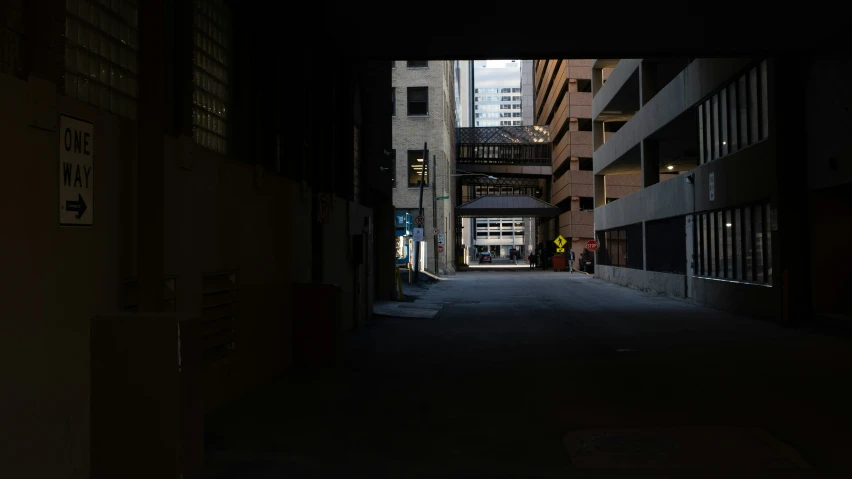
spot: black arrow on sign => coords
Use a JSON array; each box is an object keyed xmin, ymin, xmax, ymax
[{"xmin": 66, "ymin": 193, "xmax": 88, "ymax": 219}]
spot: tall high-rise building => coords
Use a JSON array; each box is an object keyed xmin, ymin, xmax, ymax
[
  {"xmin": 520, "ymin": 60, "xmax": 535, "ymax": 126},
  {"xmin": 457, "ymin": 60, "xmax": 537, "ymax": 261},
  {"xmin": 472, "ymin": 60, "xmax": 522, "ymax": 127},
  {"xmin": 392, "ymin": 60, "xmax": 459, "ymax": 274},
  {"xmin": 454, "ymin": 60, "xmax": 474, "ymax": 127}
]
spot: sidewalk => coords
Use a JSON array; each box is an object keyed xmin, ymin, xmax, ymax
[{"xmin": 373, "ymin": 268, "xmax": 443, "ymax": 318}]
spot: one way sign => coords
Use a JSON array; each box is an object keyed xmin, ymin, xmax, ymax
[{"xmin": 59, "ymin": 115, "xmax": 93, "ymax": 226}]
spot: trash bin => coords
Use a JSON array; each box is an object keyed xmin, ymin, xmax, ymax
[{"xmin": 551, "ymin": 254, "xmax": 566, "ymax": 271}]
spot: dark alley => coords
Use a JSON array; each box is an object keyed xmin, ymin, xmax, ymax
[
  {"xmin": 2, "ymin": 3, "xmax": 851, "ymax": 478},
  {"xmin": 202, "ymin": 272, "xmax": 852, "ymax": 477}
]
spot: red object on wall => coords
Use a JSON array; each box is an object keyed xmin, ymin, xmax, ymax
[{"xmin": 586, "ymin": 240, "xmax": 599, "ymax": 252}]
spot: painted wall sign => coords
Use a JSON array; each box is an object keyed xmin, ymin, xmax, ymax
[{"xmin": 59, "ymin": 115, "xmax": 94, "ymax": 226}]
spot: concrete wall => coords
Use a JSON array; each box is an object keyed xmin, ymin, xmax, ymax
[
  {"xmin": 592, "ymin": 59, "xmax": 641, "ymax": 120},
  {"xmin": 0, "ymin": 72, "xmax": 135, "ymax": 479},
  {"xmin": 0, "ymin": 57, "xmax": 377, "ymax": 477},
  {"xmin": 591, "ymin": 57, "xmax": 786, "ymax": 322},
  {"xmin": 594, "ymin": 58, "xmax": 755, "ymax": 174},
  {"xmin": 596, "ymin": 265, "xmax": 686, "ymax": 299}
]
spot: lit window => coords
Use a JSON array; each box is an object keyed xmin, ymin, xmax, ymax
[
  {"xmin": 407, "ymin": 150, "xmax": 428, "ymax": 187},
  {"xmin": 192, "ymin": 0, "xmax": 230, "ymax": 154},
  {"xmin": 64, "ymin": 0, "xmax": 139, "ymax": 119}
]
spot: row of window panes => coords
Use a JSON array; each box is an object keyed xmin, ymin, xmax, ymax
[
  {"xmin": 192, "ymin": 125, "xmax": 226, "ymax": 154},
  {"xmin": 74, "ymin": 0, "xmax": 138, "ymax": 25},
  {"xmin": 193, "ymin": 69, "xmax": 228, "ymax": 102},
  {"xmin": 67, "ymin": 0, "xmax": 138, "ymax": 41},
  {"xmin": 475, "ymin": 112, "xmax": 522, "ymax": 119},
  {"xmin": 475, "ymin": 96, "xmax": 521, "ymax": 102},
  {"xmin": 192, "ymin": 105, "xmax": 227, "ymax": 137},
  {"xmin": 498, "ymin": 104, "xmax": 522, "ymax": 110},
  {"xmin": 194, "ymin": 31, "xmax": 228, "ymax": 69},
  {"xmin": 65, "ymin": 45, "xmax": 137, "ymax": 96},
  {"xmin": 476, "ymin": 227, "xmax": 525, "ymax": 231},
  {"xmin": 195, "ymin": 0, "xmax": 230, "ymax": 31},
  {"xmin": 192, "ymin": 1, "xmax": 230, "ymax": 154},
  {"xmin": 474, "ymin": 88, "xmax": 521, "ymax": 93},
  {"xmin": 192, "ymin": 89, "xmax": 226, "ymax": 115},
  {"xmin": 460, "ymin": 145, "xmax": 547, "ymax": 160},
  {"xmin": 499, "ymin": 121, "xmax": 523, "ymax": 126},
  {"xmin": 194, "ymin": 11, "xmax": 228, "ymax": 47},
  {"xmin": 698, "ymin": 60, "xmax": 769, "ymax": 164},
  {"xmin": 65, "ymin": 73, "xmax": 136, "ymax": 118},
  {"xmin": 694, "ymin": 203, "xmax": 771, "ymax": 284},
  {"xmin": 194, "ymin": 51, "xmax": 228, "ymax": 86},
  {"xmin": 65, "ymin": 18, "xmax": 137, "ymax": 71},
  {"xmin": 476, "ymin": 232, "xmax": 524, "ymax": 237},
  {"xmin": 595, "ymin": 224, "xmax": 643, "ymax": 269},
  {"xmin": 474, "ymin": 186, "xmax": 531, "ymax": 195}
]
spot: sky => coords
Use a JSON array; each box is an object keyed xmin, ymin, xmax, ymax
[{"xmin": 472, "ymin": 60, "xmax": 521, "ymax": 90}]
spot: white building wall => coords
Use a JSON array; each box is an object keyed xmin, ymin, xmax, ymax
[{"xmin": 392, "ymin": 60, "xmax": 458, "ymax": 274}]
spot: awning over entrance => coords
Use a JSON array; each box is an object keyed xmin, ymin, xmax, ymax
[{"xmin": 455, "ymin": 195, "xmax": 560, "ymax": 218}]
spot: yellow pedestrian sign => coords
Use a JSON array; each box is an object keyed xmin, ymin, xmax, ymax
[
  {"xmin": 554, "ymin": 235, "xmax": 567, "ymax": 249},
  {"xmin": 556, "ymin": 247, "xmax": 565, "ymax": 253}
]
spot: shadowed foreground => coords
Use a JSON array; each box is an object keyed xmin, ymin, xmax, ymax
[{"xmin": 203, "ymin": 272, "xmax": 852, "ymax": 477}]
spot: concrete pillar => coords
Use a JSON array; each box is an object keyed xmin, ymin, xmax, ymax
[
  {"xmin": 594, "ymin": 174, "xmax": 606, "ymax": 207},
  {"xmin": 641, "ymin": 139, "xmax": 660, "ymax": 188},
  {"xmin": 639, "ymin": 60, "xmax": 656, "ymax": 106},
  {"xmin": 685, "ymin": 214, "xmax": 695, "ymax": 298},
  {"xmin": 593, "ymin": 120, "xmax": 604, "ymax": 150},
  {"xmin": 771, "ymin": 56, "xmax": 810, "ymax": 326},
  {"xmin": 137, "ymin": 0, "xmax": 166, "ymax": 312},
  {"xmin": 592, "ymin": 67, "xmax": 603, "ymax": 96}
]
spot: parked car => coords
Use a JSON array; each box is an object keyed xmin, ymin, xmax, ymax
[{"xmin": 479, "ymin": 252, "xmax": 492, "ymax": 264}]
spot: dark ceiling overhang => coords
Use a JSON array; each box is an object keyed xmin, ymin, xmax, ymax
[
  {"xmin": 313, "ymin": 8, "xmax": 849, "ymax": 60},
  {"xmin": 456, "ymin": 195, "xmax": 560, "ymax": 218}
]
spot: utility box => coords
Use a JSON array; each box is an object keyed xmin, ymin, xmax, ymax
[{"xmin": 91, "ymin": 313, "xmax": 203, "ymax": 479}]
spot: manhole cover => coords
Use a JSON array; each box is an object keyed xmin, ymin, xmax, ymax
[{"xmin": 563, "ymin": 427, "xmax": 811, "ymax": 469}]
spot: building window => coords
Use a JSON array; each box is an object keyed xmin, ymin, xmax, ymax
[
  {"xmin": 646, "ymin": 216, "xmax": 687, "ymax": 274},
  {"xmin": 192, "ymin": 0, "xmax": 231, "ymax": 155},
  {"xmin": 407, "ymin": 87, "xmax": 428, "ymax": 116},
  {"xmin": 407, "ymin": 150, "xmax": 428, "ymax": 187},
  {"xmin": 699, "ymin": 60, "xmax": 768, "ymax": 164},
  {"xmin": 579, "ymin": 158, "xmax": 593, "ymax": 171},
  {"xmin": 407, "ymin": 60, "xmax": 428, "ymax": 68},
  {"xmin": 596, "ymin": 223, "xmax": 643, "ymax": 269},
  {"xmin": 579, "ymin": 197, "xmax": 594, "ymax": 211},
  {"xmin": 694, "ymin": 202, "xmax": 771, "ymax": 284},
  {"xmin": 391, "ymin": 87, "xmax": 396, "ymax": 116},
  {"xmin": 64, "ymin": 0, "xmax": 139, "ymax": 119}
]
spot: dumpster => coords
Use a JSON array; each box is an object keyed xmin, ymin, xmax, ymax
[{"xmin": 551, "ymin": 254, "xmax": 566, "ymax": 271}]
